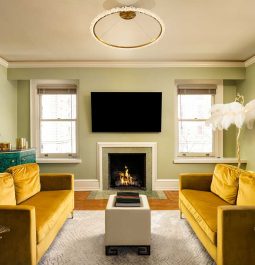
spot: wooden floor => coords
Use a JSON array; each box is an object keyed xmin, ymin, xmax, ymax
[{"xmin": 75, "ymin": 191, "xmax": 179, "ymax": 210}]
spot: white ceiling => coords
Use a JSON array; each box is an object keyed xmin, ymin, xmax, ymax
[{"xmin": 0, "ymin": 0, "xmax": 255, "ymax": 62}]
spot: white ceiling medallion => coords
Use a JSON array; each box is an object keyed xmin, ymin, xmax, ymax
[{"xmin": 90, "ymin": 6, "xmax": 165, "ymax": 49}]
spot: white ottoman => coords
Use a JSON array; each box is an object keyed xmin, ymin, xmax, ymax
[{"xmin": 105, "ymin": 194, "xmax": 151, "ymax": 255}]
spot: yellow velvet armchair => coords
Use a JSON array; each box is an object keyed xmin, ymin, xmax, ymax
[
  {"xmin": 0, "ymin": 171, "xmax": 74, "ymax": 265},
  {"xmin": 179, "ymin": 165, "xmax": 255, "ymax": 265}
]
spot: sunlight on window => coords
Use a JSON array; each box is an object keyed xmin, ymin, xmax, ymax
[
  {"xmin": 178, "ymin": 95, "xmax": 213, "ymax": 154},
  {"xmin": 40, "ymin": 94, "xmax": 76, "ymax": 154},
  {"xmin": 41, "ymin": 95, "xmax": 76, "ymax": 119},
  {"xmin": 179, "ymin": 121, "xmax": 213, "ymax": 153},
  {"xmin": 178, "ymin": 95, "xmax": 211, "ymax": 119}
]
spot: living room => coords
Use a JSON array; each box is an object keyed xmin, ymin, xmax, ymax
[{"xmin": 0, "ymin": 0, "xmax": 255, "ymax": 265}]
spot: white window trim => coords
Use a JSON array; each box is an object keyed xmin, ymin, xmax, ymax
[
  {"xmin": 174, "ymin": 79, "xmax": 223, "ymax": 159},
  {"xmin": 173, "ymin": 157, "xmax": 247, "ymax": 164},
  {"xmin": 36, "ymin": 158, "xmax": 82, "ymax": 164},
  {"xmin": 30, "ymin": 79, "xmax": 80, "ymax": 161}
]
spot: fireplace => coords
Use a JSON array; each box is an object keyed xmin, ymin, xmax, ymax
[
  {"xmin": 108, "ymin": 153, "xmax": 146, "ymax": 190},
  {"xmin": 98, "ymin": 142, "xmax": 157, "ymax": 190}
]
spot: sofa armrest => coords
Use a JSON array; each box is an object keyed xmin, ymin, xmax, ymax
[
  {"xmin": 179, "ymin": 173, "xmax": 213, "ymax": 191},
  {"xmin": 217, "ymin": 206, "xmax": 255, "ymax": 265},
  {"xmin": 40, "ymin": 173, "xmax": 74, "ymax": 191},
  {"xmin": 0, "ymin": 205, "xmax": 36, "ymax": 265}
]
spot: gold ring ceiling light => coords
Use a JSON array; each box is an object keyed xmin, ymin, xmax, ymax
[{"xmin": 90, "ymin": 6, "xmax": 165, "ymax": 48}]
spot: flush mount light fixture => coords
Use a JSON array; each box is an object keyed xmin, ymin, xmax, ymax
[{"xmin": 90, "ymin": 6, "xmax": 165, "ymax": 48}]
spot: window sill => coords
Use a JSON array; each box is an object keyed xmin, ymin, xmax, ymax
[
  {"xmin": 36, "ymin": 158, "xmax": 82, "ymax": 164},
  {"xmin": 173, "ymin": 157, "xmax": 247, "ymax": 164}
]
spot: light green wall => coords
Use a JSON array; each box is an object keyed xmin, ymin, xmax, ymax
[
  {"xmin": 237, "ymin": 63, "xmax": 255, "ymax": 171},
  {"xmin": 0, "ymin": 65, "xmax": 17, "ymax": 145},
  {"xmin": 17, "ymin": 80, "xmax": 30, "ymax": 140},
  {"xmin": 10, "ymin": 67, "xmax": 244, "ymax": 179},
  {"xmin": 223, "ymin": 80, "xmax": 237, "ymax": 157}
]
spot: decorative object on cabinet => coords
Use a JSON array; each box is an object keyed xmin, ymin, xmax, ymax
[
  {"xmin": 0, "ymin": 143, "xmax": 12, "ymax": 151},
  {"xmin": 16, "ymin": 138, "xmax": 28, "ymax": 149},
  {"xmin": 0, "ymin": 148, "xmax": 36, "ymax": 172}
]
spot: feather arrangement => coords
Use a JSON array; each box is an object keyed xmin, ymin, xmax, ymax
[
  {"xmin": 206, "ymin": 93, "xmax": 255, "ymax": 168},
  {"xmin": 206, "ymin": 102, "xmax": 245, "ymax": 130},
  {"xmin": 207, "ymin": 95, "xmax": 255, "ymax": 130}
]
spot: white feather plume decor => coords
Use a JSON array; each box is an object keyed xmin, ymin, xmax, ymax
[
  {"xmin": 206, "ymin": 93, "xmax": 255, "ymax": 168},
  {"xmin": 206, "ymin": 102, "xmax": 245, "ymax": 130}
]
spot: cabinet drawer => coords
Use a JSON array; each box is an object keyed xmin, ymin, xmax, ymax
[
  {"xmin": 0, "ymin": 153, "xmax": 18, "ymax": 159},
  {"xmin": 0, "ymin": 158, "xmax": 19, "ymax": 172},
  {"xmin": 20, "ymin": 155, "xmax": 36, "ymax": 164}
]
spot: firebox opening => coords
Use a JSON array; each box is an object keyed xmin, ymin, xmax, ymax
[{"xmin": 108, "ymin": 153, "xmax": 146, "ymax": 190}]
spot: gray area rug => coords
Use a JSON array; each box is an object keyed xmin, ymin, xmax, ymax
[
  {"xmin": 87, "ymin": 190, "xmax": 167, "ymax": 199},
  {"xmin": 39, "ymin": 211, "xmax": 215, "ymax": 265}
]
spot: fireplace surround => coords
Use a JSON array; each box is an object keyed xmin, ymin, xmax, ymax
[{"xmin": 97, "ymin": 142, "xmax": 157, "ymax": 191}]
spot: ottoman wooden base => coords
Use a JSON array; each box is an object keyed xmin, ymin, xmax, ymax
[{"xmin": 105, "ymin": 245, "xmax": 151, "ymax": 256}]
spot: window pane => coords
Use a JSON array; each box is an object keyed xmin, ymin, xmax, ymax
[
  {"xmin": 41, "ymin": 94, "xmax": 76, "ymax": 119},
  {"xmin": 179, "ymin": 121, "xmax": 213, "ymax": 153},
  {"xmin": 40, "ymin": 121, "xmax": 76, "ymax": 153},
  {"xmin": 178, "ymin": 95, "xmax": 212, "ymax": 119}
]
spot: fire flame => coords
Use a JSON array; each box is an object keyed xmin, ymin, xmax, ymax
[{"xmin": 119, "ymin": 165, "xmax": 135, "ymax": 186}]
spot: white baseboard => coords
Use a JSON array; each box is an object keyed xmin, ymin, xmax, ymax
[
  {"xmin": 74, "ymin": 179, "xmax": 100, "ymax": 191},
  {"xmin": 154, "ymin": 179, "xmax": 179, "ymax": 191},
  {"xmin": 74, "ymin": 179, "xmax": 179, "ymax": 191}
]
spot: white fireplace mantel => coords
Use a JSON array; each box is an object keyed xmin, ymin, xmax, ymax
[{"xmin": 97, "ymin": 142, "xmax": 157, "ymax": 190}]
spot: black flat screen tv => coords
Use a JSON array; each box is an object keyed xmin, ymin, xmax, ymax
[{"xmin": 91, "ymin": 92, "xmax": 162, "ymax": 132}]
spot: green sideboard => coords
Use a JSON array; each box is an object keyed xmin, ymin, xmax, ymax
[{"xmin": 0, "ymin": 149, "xmax": 36, "ymax": 172}]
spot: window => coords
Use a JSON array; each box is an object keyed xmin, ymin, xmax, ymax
[
  {"xmin": 31, "ymin": 81, "xmax": 78, "ymax": 159},
  {"xmin": 176, "ymin": 83, "xmax": 222, "ymax": 157}
]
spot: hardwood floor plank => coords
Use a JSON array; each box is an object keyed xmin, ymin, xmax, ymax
[{"xmin": 74, "ymin": 191, "xmax": 179, "ymax": 210}]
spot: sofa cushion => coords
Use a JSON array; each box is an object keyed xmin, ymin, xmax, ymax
[
  {"xmin": 237, "ymin": 172, "xmax": 255, "ymax": 206},
  {"xmin": 180, "ymin": 189, "xmax": 229, "ymax": 244},
  {"xmin": 210, "ymin": 164, "xmax": 244, "ymax": 204},
  {"xmin": 20, "ymin": 190, "xmax": 73, "ymax": 243},
  {"xmin": 0, "ymin": 173, "xmax": 16, "ymax": 205},
  {"xmin": 7, "ymin": 163, "xmax": 41, "ymax": 204}
]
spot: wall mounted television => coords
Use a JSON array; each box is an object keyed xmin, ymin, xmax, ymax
[{"xmin": 91, "ymin": 92, "xmax": 162, "ymax": 132}]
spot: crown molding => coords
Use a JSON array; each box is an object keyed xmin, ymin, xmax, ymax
[
  {"xmin": 7, "ymin": 60, "xmax": 245, "ymax": 68},
  {"xmin": 244, "ymin": 55, "xmax": 255, "ymax": 67},
  {"xmin": 0, "ymin": 57, "xmax": 8, "ymax": 68}
]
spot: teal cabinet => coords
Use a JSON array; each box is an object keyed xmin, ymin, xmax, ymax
[{"xmin": 0, "ymin": 149, "xmax": 36, "ymax": 172}]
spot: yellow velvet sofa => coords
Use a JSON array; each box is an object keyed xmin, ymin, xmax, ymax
[
  {"xmin": 179, "ymin": 164, "xmax": 255, "ymax": 265},
  {"xmin": 0, "ymin": 163, "xmax": 74, "ymax": 265}
]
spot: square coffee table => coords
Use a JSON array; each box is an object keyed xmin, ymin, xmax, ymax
[{"xmin": 105, "ymin": 194, "xmax": 151, "ymax": 255}]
